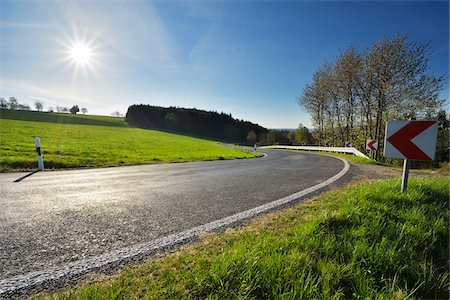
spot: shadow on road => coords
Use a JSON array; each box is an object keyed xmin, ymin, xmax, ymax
[{"xmin": 14, "ymin": 171, "xmax": 39, "ymax": 183}]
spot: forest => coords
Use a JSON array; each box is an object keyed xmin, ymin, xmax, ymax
[{"xmin": 125, "ymin": 104, "xmax": 268, "ymax": 143}]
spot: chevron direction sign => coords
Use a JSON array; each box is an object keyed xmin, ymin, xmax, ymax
[
  {"xmin": 345, "ymin": 141, "xmax": 352, "ymax": 148},
  {"xmin": 366, "ymin": 139, "xmax": 378, "ymax": 151},
  {"xmin": 384, "ymin": 120, "xmax": 438, "ymax": 161}
]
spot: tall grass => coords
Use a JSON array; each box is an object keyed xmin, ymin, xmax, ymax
[{"xmin": 34, "ymin": 177, "xmax": 449, "ymax": 299}]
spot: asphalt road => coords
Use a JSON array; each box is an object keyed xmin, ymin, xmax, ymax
[{"xmin": 0, "ymin": 150, "xmax": 349, "ymax": 280}]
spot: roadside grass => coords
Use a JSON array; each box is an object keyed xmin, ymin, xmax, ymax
[
  {"xmin": 292, "ymin": 149, "xmax": 381, "ymax": 165},
  {"xmin": 33, "ymin": 177, "xmax": 449, "ymax": 299},
  {"xmin": 409, "ymin": 162, "xmax": 449, "ymax": 175},
  {"xmin": 0, "ymin": 117, "xmax": 259, "ymax": 172},
  {"xmin": 292, "ymin": 150, "xmax": 449, "ymax": 173}
]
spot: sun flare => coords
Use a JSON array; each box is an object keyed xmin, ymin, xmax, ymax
[{"xmin": 68, "ymin": 42, "xmax": 93, "ymax": 65}]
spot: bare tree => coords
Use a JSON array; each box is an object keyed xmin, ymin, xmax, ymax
[
  {"xmin": 8, "ymin": 97, "xmax": 19, "ymax": 110},
  {"xmin": 0, "ymin": 97, "xmax": 7, "ymax": 109},
  {"xmin": 34, "ymin": 100, "xmax": 44, "ymax": 112}
]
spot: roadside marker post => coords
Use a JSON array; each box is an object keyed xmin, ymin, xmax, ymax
[
  {"xmin": 34, "ymin": 137, "xmax": 44, "ymax": 171},
  {"xmin": 384, "ymin": 120, "xmax": 438, "ymax": 192},
  {"xmin": 401, "ymin": 159, "xmax": 410, "ymax": 192},
  {"xmin": 254, "ymin": 144, "xmax": 256, "ymax": 156}
]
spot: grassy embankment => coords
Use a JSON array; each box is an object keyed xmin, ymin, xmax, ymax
[
  {"xmin": 34, "ymin": 177, "xmax": 449, "ymax": 299},
  {"xmin": 0, "ymin": 109, "xmax": 258, "ymax": 172}
]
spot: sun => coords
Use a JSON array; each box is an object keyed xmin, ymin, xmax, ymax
[{"xmin": 68, "ymin": 42, "xmax": 93, "ymax": 65}]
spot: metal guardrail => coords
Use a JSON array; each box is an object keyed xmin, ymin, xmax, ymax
[{"xmin": 259, "ymin": 145, "xmax": 371, "ymax": 159}]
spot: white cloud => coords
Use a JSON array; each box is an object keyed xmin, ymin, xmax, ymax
[{"xmin": 0, "ymin": 78, "xmax": 99, "ymax": 107}]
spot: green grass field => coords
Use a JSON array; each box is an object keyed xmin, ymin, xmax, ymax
[
  {"xmin": 32, "ymin": 177, "xmax": 449, "ymax": 299},
  {"xmin": 0, "ymin": 110, "xmax": 258, "ymax": 171}
]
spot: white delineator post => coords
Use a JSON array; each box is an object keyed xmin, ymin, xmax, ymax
[
  {"xmin": 254, "ymin": 144, "xmax": 256, "ymax": 156},
  {"xmin": 401, "ymin": 159, "xmax": 410, "ymax": 192},
  {"xmin": 34, "ymin": 137, "xmax": 44, "ymax": 171}
]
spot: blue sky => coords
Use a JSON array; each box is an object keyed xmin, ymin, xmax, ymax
[{"xmin": 1, "ymin": 1, "xmax": 448, "ymax": 128}]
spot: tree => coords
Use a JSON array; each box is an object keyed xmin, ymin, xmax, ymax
[
  {"xmin": 290, "ymin": 124, "xmax": 313, "ymax": 145},
  {"xmin": 56, "ymin": 106, "xmax": 63, "ymax": 113},
  {"xmin": 69, "ymin": 105, "xmax": 80, "ymax": 114},
  {"xmin": 0, "ymin": 97, "xmax": 7, "ymax": 109},
  {"xmin": 435, "ymin": 110, "xmax": 449, "ymax": 162},
  {"xmin": 164, "ymin": 112, "xmax": 178, "ymax": 128},
  {"xmin": 8, "ymin": 97, "xmax": 18, "ymax": 110},
  {"xmin": 81, "ymin": 107, "xmax": 88, "ymax": 114},
  {"xmin": 111, "ymin": 111, "xmax": 122, "ymax": 117},
  {"xmin": 299, "ymin": 34, "xmax": 447, "ymax": 160},
  {"xmin": 48, "ymin": 107, "xmax": 54, "ymax": 112},
  {"xmin": 34, "ymin": 100, "xmax": 43, "ymax": 111},
  {"xmin": 61, "ymin": 107, "xmax": 69, "ymax": 113},
  {"xmin": 246, "ymin": 130, "xmax": 257, "ymax": 145}
]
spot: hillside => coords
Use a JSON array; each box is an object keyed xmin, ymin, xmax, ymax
[{"xmin": 0, "ymin": 110, "xmax": 258, "ymax": 171}]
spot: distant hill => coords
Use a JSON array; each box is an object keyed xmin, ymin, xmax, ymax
[
  {"xmin": 270, "ymin": 128, "xmax": 296, "ymax": 131},
  {"xmin": 125, "ymin": 105, "xmax": 268, "ymax": 142}
]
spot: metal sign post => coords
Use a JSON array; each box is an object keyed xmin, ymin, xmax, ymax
[{"xmin": 34, "ymin": 137, "xmax": 44, "ymax": 171}]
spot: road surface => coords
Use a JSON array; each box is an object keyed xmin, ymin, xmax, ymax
[{"xmin": 0, "ymin": 150, "xmax": 351, "ymax": 284}]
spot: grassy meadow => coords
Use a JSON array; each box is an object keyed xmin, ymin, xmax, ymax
[
  {"xmin": 33, "ymin": 177, "xmax": 449, "ymax": 299},
  {"xmin": 0, "ymin": 109, "xmax": 258, "ymax": 171}
]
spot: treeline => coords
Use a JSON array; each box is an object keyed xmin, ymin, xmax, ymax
[
  {"xmin": 1, "ymin": 97, "xmax": 32, "ymax": 111},
  {"xmin": 298, "ymin": 34, "xmax": 448, "ymax": 160},
  {"xmin": 1, "ymin": 97, "xmax": 89, "ymax": 114},
  {"xmin": 125, "ymin": 104, "xmax": 268, "ymax": 143},
  {"xmin": 259, "ymin": 124, "xmax": 314, "ymax": 146}
]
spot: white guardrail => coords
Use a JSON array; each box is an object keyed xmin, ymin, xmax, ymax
[{"xmin": 259, "ymin": 145, "xmax": 371, "ymax": 160}]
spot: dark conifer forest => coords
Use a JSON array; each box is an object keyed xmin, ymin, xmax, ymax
[{"xmin": 125, "ymin": 104, "xmax": 268, "ymax": 143}]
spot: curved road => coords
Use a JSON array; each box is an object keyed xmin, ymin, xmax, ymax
[{"xmin": 0, "ymin": 150, "xmax": 352, "ymax": 294}]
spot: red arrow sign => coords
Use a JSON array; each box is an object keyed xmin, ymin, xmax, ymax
[
  {"xmin": 367, "ymin": 140, "xmax": 377, "ymax": 151},
  {"xmin": 386, "ymin": 121, "xmax": 435, "ymax": 160}
]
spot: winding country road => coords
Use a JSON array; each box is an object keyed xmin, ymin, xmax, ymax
[{"xmin": 0, "ymin": 150, "xmax": 353, "ymax": 296}]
